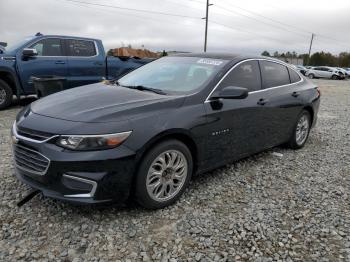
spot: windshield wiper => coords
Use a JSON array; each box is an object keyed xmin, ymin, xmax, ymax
[{"xmin": 121, "ymin": 85, "xmax": 167, "ymax": 95}]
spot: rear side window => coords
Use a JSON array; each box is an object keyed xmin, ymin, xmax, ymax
[
  {"xmin": 218, "ymin": 60, "xmax": 261, "ymax": 92},
  {"xmin": 288, "ymin": 68, "xmax": 301, "ymax": 83},
  {"xmin": 66, "ymin": 39, "xmax": 96, "ymax": 57},
  {"xmin": 29, "ymin": 38, "xmax": 62, "ymax": 56},
  {"xmin": 260, "ymin": 61, "xmax": 290, "ymax": 88}
]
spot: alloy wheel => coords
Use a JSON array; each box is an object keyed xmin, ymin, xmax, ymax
[
  {"xmin": 295, "ymin": 114, "xmax": 310, "ymax": 146},
  {"xmin": 146, "ymin": 150, "xmax": 188, "ymax": 202}
]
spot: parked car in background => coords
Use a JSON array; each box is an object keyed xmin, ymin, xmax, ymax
[
  {"xmin": 295, "ymin": 65, "xmax": 307, "ymax": 75},
  {"xmin": 305, "ymin": 66, "xmax": 342, "ymax": 80},
  {"xmin": 335, "ymin": 67, "xmax": 348, "ymax": 79},
  {"xmin": 0, "ymin": 33, "xmax": 153, "ymax": 109},
  {"xmin": 344, "ymin": 68, "xmax": 350, "ymax": 76},
  {"xmin": 11, "ymin": 53, "xmax": 320, "ymax": 209},
  {"xmin": 0, "ymin": 42, "xmax": 6, "ymax": 54}
]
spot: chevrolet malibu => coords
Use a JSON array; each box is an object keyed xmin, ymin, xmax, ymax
[{"xmin": 12, "ymin": 53, "xmax": 320, "ymax": 209}]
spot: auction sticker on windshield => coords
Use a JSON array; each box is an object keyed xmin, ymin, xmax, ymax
[{"xmin": 197, "ymin": 58, "xmax": 224, "ymax": 66}]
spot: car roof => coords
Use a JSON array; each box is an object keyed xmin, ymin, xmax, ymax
[
  {"xmin": 170, "ymin": 52, "xmax": 279, "ymax": 62},
  {"xmin": 36, "ymin": 35, "xmax": 100, "ymax": 42}
]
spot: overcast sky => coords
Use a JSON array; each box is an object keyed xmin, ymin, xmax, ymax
[{"xmin": 0, "ymin": 0, "xmax": 349, "ymax": 55}]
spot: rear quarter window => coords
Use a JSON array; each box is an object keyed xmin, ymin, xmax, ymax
[{"xmin": 260, "ymin": 61, "xmax": 290, "ymax": 88}]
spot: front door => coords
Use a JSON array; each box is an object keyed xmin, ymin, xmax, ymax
[
  {"xmin": 203, "ymin": 60, "xmax": 267, "ymax": 168},
  {"xmin": 17, "ymin": 38, "xmax": 67, "ymax": 94}
]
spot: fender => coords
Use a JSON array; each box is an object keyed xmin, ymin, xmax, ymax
[{"xmin": 0, "ymin": 65, "xmax": 24, "ymax": 96}]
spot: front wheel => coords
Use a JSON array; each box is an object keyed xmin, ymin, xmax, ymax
[
  {"xmin": 308, "ymin": 73, "xmax": 314, "ymax": 79},
  {"xmin": 287, "ymin": 110, "xmax": 311, "ymax": 149},
  {"xmin": 135, "ymin": 139, "xmax": 193, "ymax": 209},
  {"xmin": 331, "ymin": 75, "xmax": 338, "ymax": 80},
  {"xmin": 0, "ymin": 79, "xmax": 13, "ymax": 110}
]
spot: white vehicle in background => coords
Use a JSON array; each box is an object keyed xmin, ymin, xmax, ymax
[
  {"xmin": 344, "ymin": 68, "xmax": 350, "ymax": 76},
  {"xmin": 335, "ymin": 68, "xmax": 348, "ymax": 79},
  {"xmin": 305, "ymin": 66, "xmax": 342, "ymax": 80}
]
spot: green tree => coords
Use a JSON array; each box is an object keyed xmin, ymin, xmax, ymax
[
  {"xmin": 107, "ymin": 49, "xmax": 114, "ymax": 56},
  {"xmin": 261, "ymin": 51, "xmax": 270, "ymax": 56},
  {"xmin": 161, "ymin": 50, "xmax": 168, "ymax": 57}
]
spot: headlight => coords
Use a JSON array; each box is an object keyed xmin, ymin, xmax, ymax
[{"xmin": 56, "ymin": 131, "xmax": 132, "ymax": 151}]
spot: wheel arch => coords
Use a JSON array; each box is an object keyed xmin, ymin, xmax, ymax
[
  {"xmin": 303, "ymin": 105, "xmax": 314, "ymax": 125},
  {"xmin": 0, "ymin": 69, "xmax": 21, "ymax": 96},
  {"xmin": 136, "ymin": 129, "xmax": 198, "ymax": 171}
]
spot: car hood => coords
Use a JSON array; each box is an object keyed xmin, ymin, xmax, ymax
[{"xmin": 30, "ymin": 83, "xmax": 185, "ymax": 123}]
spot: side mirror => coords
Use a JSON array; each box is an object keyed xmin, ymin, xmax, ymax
[
  {"xmin": 211, "ymin": 86, "xmax": 248, "ymax": 100},
  {"xmin": 22, "ymin": 48, "xmax": 38, "ymax": 58}
]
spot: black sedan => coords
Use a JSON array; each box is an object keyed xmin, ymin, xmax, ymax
[{"xmin": 12, "ymin": 53, "xmax": 320, "ymax": 209}]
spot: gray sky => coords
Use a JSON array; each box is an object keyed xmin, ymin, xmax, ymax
[{"xmin": 0, "ymin": 0, "xmax": 349, "ymax": 55}]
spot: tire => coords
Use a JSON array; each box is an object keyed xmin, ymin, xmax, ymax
[
  {"xmin": 287, "ymin": 110, "xmax": 311, "ymax": 149},
  {"xmin": 308, "ymin": 73, "xmax": 314, "ymax": 79},
  {"xmin": 135, "ymin": 139, "xmax": 193, "ymax": 209},
  {"xmin": 331, "ymin": 75, "xmax": 338, "ymax": 80},
  {"xmin": 0, "ymin": 79, "xmax": 13, "ymax": 110}
]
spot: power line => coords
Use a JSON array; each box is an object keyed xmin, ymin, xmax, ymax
[
  {"xmin": 59, "ymin": 0, "xmax": 196, "ymax": 27},
  {"xmin": 212, "ymin": 4, "xmax": 309, "ymax": 39},
  {"xmin": 218, "ymin": 0, "xmax": 349, "ymax": 48},
  {"xmin": 217, "ymin": 0, "xmax": 312, "ymax": 36},
  {"xmin": 61, "ymin": 0, "xmax": 202, "ymax": 19}
]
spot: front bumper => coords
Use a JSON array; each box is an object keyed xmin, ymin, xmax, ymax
[{"xmin": 12, "ymin": 137, "xmax": 137, "ymax": 205}]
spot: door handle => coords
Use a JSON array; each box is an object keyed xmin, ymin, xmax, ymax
[
  {"xmin": 55, "ymin": 61, "xmax": 66, "ymax": 64},
  {"xmin": 257, "ymin": 98, "xmax": 268, "ymax": 105},
  {"xmin": 292, "ymin": 91, "xmax": 300, "ymax": 97},
  {"xmin": 93, "ymin": 61, "xmax": 103, "ymax": 66}
]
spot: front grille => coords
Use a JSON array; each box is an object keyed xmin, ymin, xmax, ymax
[
  {"xmin": 16, "ymin": 126, "xmax": 53, "ymax": 142},
  {"xmin": 13, "ymin": 145, "xmax": 50, "ymax": 175}
]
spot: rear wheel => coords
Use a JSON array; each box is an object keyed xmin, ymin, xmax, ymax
[
  {"xmin": 135, "ymin": 139, "xmax": 193, "ymax": 209},
  {"xmin": 0, "ymin": 79, "xmax": 13, "ymax": 110},
  {"xmin": 308, "ymin": 73, "xmax": 314, "ymax": 79},
  {"xmin": 331, "ymin": 75, "xmax": 338, "ymax": 80},
  {"xmin": 287, "ymin": 110, "xmax": 311, "ymax": 149}
]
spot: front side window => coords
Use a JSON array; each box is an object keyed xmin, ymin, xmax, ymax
[
  {"xmin": 29, "ymin": 38, "xmax": 62, "ymax": 56},
  {"xmin": 217, "ymin": 60, "xmax": 261, "ymax": 92},
  {"xmin": 118, "ymin": 57, "xmax": 229, "ymax": 94},
  {"xmin": 288, "ymin": 68, "xmax": 301, "ymax": 83},
  {"xmin": 260, "ymin": 61, "xmax": 290, "ymax": 88},
  {"xmin": 66, "ymin": 39, "xmax": 96, "ymax": 57}
]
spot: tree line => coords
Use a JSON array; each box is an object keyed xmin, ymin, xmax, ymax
[{"xmin": 261, "ymin": 51, "xmax": 350, "ymax": 67}]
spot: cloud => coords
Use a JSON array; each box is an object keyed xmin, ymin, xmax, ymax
[{"xmin": 0, "ymin": 0, "xmax": 349, "ymax": 55}]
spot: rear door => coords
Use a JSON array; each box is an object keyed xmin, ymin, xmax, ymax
[
  {"xmin": 17, "ymin": 38, "xmax": 67, "ymax": 94},
  {"xmin": 64, "ymin": 39, "xmax": 105, "ymax": 88},
  {"xmin": 258, "ymin": 60, "xmax": 304, "ymax": 147}
]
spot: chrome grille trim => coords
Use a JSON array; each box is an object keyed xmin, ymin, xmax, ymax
[
  {"xmin": 13, "ymin": 121, "xmax": 58, "ymax": 143},
  {"xmin": 13, "ymin": 144, "xmax": 50, "ymax": 176},
  {"xmin": 63, "ymin": 175, "xmax": 97, "ymax": 198}
]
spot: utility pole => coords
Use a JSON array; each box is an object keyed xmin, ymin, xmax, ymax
[
  {"xmin": 203, "ymin": 0, "xmax": 213, "ymax": 52},
  {"xmin": 307, "ymin": 33, "xmax": 315, "ymax": 65}
]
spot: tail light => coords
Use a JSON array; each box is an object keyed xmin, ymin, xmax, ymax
[{"xmin": 316, "ymin": 87, "xmax": 321, "ymax": 97}]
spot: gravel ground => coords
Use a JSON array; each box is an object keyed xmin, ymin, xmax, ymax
[{"xmin": 0, "ymin": 79, "xmax": 349, "ymax": 261}]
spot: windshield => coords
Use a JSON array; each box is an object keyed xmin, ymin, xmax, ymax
[
  {"xmin": 118, "ymin": 56, "xmax": 229, "ymax": 94},
  {"xmin": 4, "ymin": 36, "xmax": 36, "ymax": 53}
]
